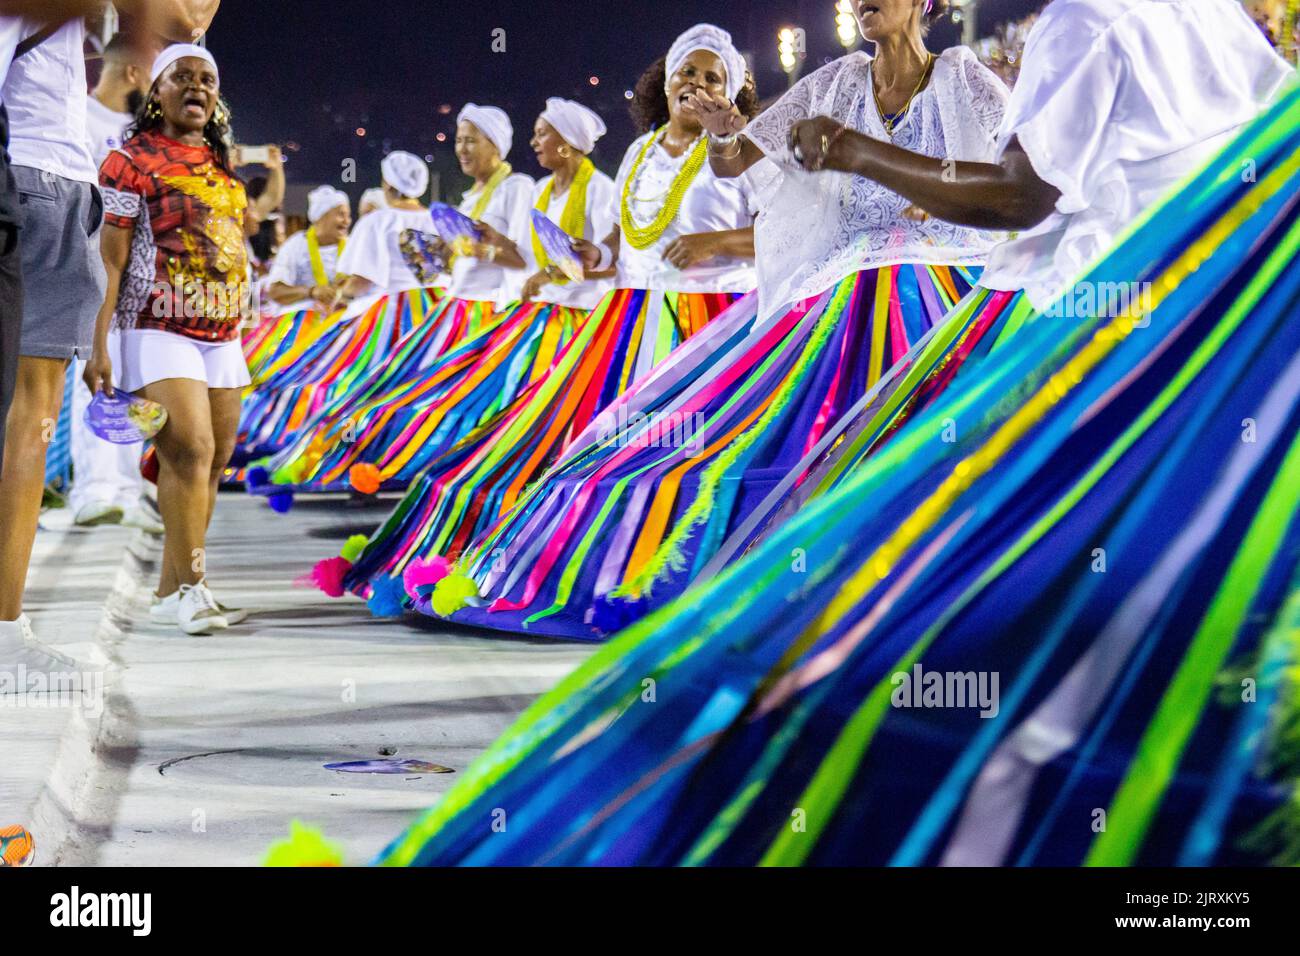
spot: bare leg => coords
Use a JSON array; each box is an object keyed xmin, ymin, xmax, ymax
[
  {"xmin": 206, "ymin": 387, "xmax": 242, "ymax": 530},
  {"xmin": 0, "ymin": 357, "xmax": 70, "ymax": 620},
  {"xmin": 139, "ymin": 378, "xmax": 215, "ymax": 595}
]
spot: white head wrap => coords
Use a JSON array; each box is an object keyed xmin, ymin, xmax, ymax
[
  {"xmin": 457, "ymin": 104, "xmax": 513, "ymax": 158},
  {"xmin": 665, "ymin": 23, "xmax": 746, "ymax": 101},
  {"xmin": 151, "ymin": 43, "xmax": 219, "ymax": 86},
  {"xmin": 539, "ymin": 98, "xmax": 607, "ymax": 154},
  {"xmin": 307, "ymin": 186, "xmax": 350, "ymax": 223},
  {"xmin": 381, "ymin": 151, "xmax": 430, "ymax": 199},
  {"xmin": 359, "ymin": 187, "xmax": 388, "ymax": 214}
]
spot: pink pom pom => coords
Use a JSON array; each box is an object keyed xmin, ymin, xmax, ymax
[
  {"xmin": 309, "ymin": 556, "xmax": 353, "ymax": 598},
  {"xmin": 402, "ymin": 555, "xmax": 452, "ymax": 597}
]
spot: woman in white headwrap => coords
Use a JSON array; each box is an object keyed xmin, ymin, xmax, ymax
[
  {"xmin": 326, "ymin": 24, "xmax": 777, "ymax": 621},
  {"xmin": 517, "ymin": 97, "xmax": 616, "ymax": 309},
  {"xmin": 241, "ymin": 117, "xmax": 541, "ymax": 507},
  {"xmin": 337, "ymin": 150, "xmax": 436, "ymax": 303},
  {"xmin": 235, "ymin": 150, "xmax": 458, "ymax": 488},
  {"xmin": 438, "ymin": 103, "xmax": 534, "ymax": 305},
  {"xmin": 370, "ymin": 14, "xmax": 1008, "ymax": 640},
  {"xmin": 266, "ymin": 185, "xmax": 352, "ymax": 312}
]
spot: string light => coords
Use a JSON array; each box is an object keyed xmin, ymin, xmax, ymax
[
  {"xmin": 778, "ymin": 27, "xmax": 798, "ymax": 74},
  {"xmin": 835, "ymin": 0, "xmax": 859, "ymax": 49}
]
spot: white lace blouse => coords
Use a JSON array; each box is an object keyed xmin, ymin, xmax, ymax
[
  {"xmin": 979, "ymin": 0, "xmax": 1294, "ymax": 311},
  {"xmin": 744, "ymin": 45, "xmax": 1009, "ymax": 315}
]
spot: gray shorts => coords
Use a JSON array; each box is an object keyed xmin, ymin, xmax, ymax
[{"xmin": 14, "ymin": 166, "xmax": 106, "ymax": 361}]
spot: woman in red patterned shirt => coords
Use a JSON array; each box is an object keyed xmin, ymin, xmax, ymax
[{"xmin": 85, "ymin": 44, "xmax": 249, "ymax": 636}]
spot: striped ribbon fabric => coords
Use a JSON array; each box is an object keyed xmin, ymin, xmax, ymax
[{"xmin": 375, "ymin": 84, "xmax": 1300, "ymax": 868}]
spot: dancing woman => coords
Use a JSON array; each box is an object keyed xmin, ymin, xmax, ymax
[
  {"xmin": 408, "ymin": 9, "xmax": 1007, "ymax": 637},
  {"xmin": 88, "ymin": 45, "xmax": 250, "ymax": 635},
  {"xmin": 266, "ymin": 185, "xmax": 352, "ymax": 313},
  {"xmin": 378, "ymin": 0, "xmax": 1299, "ymax": 867},
  {"xmin": 518, "ymin": 97, "xmax": 616, "ymax": 309},
  {"xmin": 331, "ymin": 24, "xmax": 767, "ymax": 614}
]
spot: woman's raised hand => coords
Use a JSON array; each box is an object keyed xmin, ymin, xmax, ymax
[{"xmin": 683, "ymin": 89, "xmax": 747, "ymax": 138}]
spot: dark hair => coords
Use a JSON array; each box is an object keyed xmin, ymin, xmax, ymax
[
  {"xmin": 127, "ymin": 87, "xmax": 237, "ymax": 175},
  {"xmin": 250, "ymin": 218, "xmax": 279, "ymax": 262},
  {"xmin": 923, "ymin": 0, "xmax": 951, "ymax": 33},
  {"xmin": 628, "ymin": 55, "xmax": 761, "ymax": 135}
]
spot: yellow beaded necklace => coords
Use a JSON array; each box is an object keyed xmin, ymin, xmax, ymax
[{"xmin": 620, "ymin": 127, "xmax": 708, "ymax": 250}]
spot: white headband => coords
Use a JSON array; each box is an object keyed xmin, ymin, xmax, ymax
[
  {"xmin": 381, "ymin": 151, "xmax": 430, "ymax": 199},
  {"xmin": 307, "ymin": 186, "xmax": 350, "ymax": 224},
  {"xmin": 665, "ymin": 23, "xmax": 746, "ymax": 102},
  {"xmin": 539, "ymin": 98, "xmax": 607, "ymax": 154},
  {"xmin": 150, "ymin": 43, "xmax": 219, "ymax": 86},
  {"xmin": 457, "ymin": 104, "xmax": 513, "ymax": 159}
]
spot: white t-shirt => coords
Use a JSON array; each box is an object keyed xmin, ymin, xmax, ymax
[
  {"xmin": 513, "ymin": 169, "xmax": 617, "ymax": 310},
  {"xmin": 612, "ymin": 131, "xmax": 764, "ymax": 293},
  {"xmin": 744, "ymin": 47, "xmax": 1008, "ymax": 313},
  {"xmin": 979, "ymin": 0, "xmax": 1294, "ymax": 310},
  {"xmin": 85, "ymin": 95, "xmax": 133, "ymax": 169},
  {"xmin": 268, "ymin": 229, "xmax": 343, "ymax": 289},
  {"xmin": 0, "ymin": 18, "xmax": 97, "ymax": 183},
  {"xmin": 336, "ymin": 206, "xmax": 438, "ymax": 294},
  {"xmin": 449, "ymin": 171, "xmax": 535, "ymax": 305}
]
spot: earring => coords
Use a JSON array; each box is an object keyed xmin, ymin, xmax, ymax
[
  {"xmin": 145, "ymin": 99, "xmax": 162, "ymax": 120},
  {"xmin": 213, "ymin": 103, "xmax": 229, "ymax": 125},
  {"xmin": 558, "ymin": 146, "xmax": 571, "ymax": 158}
]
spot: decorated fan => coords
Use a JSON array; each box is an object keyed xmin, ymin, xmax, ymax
[
  {"xmin": 530, "ymin": 210, "xmax": 585, "ymax": 283},
  {"xmin": 84, "ymin": 391, "xmax": 168, "ymax": 444},
  {"xmin": 399, "ymin": 228, "xmax": 450, "ymax": 285},
  {"xmin": 428, "ymin": 202, "xmax": 481, "ymax": 259}
]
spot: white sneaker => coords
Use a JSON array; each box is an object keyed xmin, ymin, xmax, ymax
[
  {"xmin": 177, "ymin": 582, "xmax": 229, "ymax": 636},
  {"xmin": 122, "ymin": 506, "xmax": 165, "ymax": 534},
  {"xmin": 152, "ymin": 589, "xmax": 246, "ymax": 626},
  {"xmin": 74, "ymin": 502, "xmax": 124, "ymax": 527},
  {"xmin": 149, "ymin": 590, "xmax": 180, "ymax": 624},
  {"xmin": 0, "ymin": 615, "xmax": 79, "ymax": 695}
]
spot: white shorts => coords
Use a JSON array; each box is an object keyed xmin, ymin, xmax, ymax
[{"xmin": 118, "ymin": 328, "xmax": 252, "ymax": 393}]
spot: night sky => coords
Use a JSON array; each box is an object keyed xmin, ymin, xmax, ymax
[{"xmin": 205, "ymin": 0, "xmax": 1040, "ymax": 208}]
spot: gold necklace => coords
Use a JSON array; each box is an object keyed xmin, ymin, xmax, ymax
[{"xmin": 873, "ymin": 53, "xmax": 935, "ymax": 136}]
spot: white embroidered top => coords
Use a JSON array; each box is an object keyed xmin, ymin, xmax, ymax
[
  {"xmin": 267, "ymin": 230, "xmax": 343, "ymax": 289},
  {"xmin": 611, "ymin": 131, "xmax": 772, "ymax": 293},
  {"xmin": 743, "ymin": 45, "xmax": 1009, "ymax": 314},
  {"xmin": 979, "ymin": 0, "xmax": 1294, "ymax": 310},
  {"xmin": 337, "ymin": 207, "xmax": 438, "ymax": 294},
  {"xmin": 512, "ymin": 169, "xmax": 617, "ymax": 310},
  {"xmin": 450, "ymin": 171, "xmax": 535, "ymax": 306}
]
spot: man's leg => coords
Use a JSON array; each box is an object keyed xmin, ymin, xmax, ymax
[
  {"xmin": 0, "ymin": 220, "xmax": 19, "ymax": 467},
  {"xmin": 0, "ymin": 357, "xmax": 74, "ymax": 620}
]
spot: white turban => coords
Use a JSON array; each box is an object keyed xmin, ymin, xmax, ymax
[
  {"xmin": 539, "ymin": 98, "xmax": 607, "ymax": 154},
  {"xmin": 307, "ymin": 185, "xmax": 349, "ymax": 223},
  {"xmin": 381, "ymin": 151, "xmax": 430, "ymax": 199},
  {"xmin": 151, "ymin": 43, "xmax": 219, "ymax": 86},
  {"xmin": 359, "ymin": 187, "xmax": 388, "ymax": 214},
  {"xmin": 457, "ymin": 104, "xmax": 513, "ymax": 159},
  {"xmin": 665, "ymin": 23, "xmax": 747, "ymax": 101}
]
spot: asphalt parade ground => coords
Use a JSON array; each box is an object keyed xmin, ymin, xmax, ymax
[{"xmin": 3, "ymin": 492, "xmax": 593, "ymax": 866}]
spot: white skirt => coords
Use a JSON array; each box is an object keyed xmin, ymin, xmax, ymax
[{"xmin": 118, "ymin": 328, "xmax": 252, "ymax": 393}]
